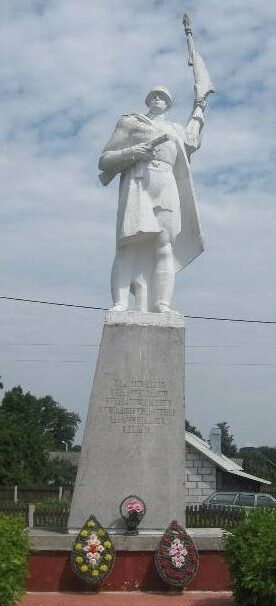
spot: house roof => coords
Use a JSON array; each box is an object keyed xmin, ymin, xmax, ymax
[{"xmin": 186, "ymin": 431, "xmax": 271, "ymax": 485}]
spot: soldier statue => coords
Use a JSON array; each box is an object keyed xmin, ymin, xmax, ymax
[{"xmin": 99, "ymin": 15, "xmax": 214, "ymax": 313}]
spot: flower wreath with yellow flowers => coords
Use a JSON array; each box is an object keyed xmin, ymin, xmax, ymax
[{"xmin": 71, "ymin": 514, "xmax": 115, "ymax": 585}]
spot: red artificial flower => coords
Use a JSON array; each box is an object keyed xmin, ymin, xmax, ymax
[
  {"xmin": 166, "ymin": 569, "xmax": 176, "ymax": 578},
  {"xmin": 173, "ymin": 572, "xmax": 184, "ymax": 580},
  {"xmin": 160, "ymin": 547, "xmax": 167, "ymax": 556},
  {"xmin": 87, "ymin": 544, "xmax": 99, "ymax": 554},
  {"xmin": 163, "ymin": 534, "xmax": 170, "ymax": 542}
]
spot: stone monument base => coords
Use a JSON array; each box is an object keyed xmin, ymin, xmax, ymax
[
  {"xmin": 27, "ymin": 529, "xmax": 231, "ymax": 593},
  {"xmin": 68, "ymin": 311, "xmax": 186, "ymax": 532}
]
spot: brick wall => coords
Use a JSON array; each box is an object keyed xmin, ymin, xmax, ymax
[{"xmin": 185, "ymin": 443, "xmax": 216, "ymax": 505}]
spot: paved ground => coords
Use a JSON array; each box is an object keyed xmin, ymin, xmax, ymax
[{"xmin": 20, "ymin": 591, "xmax": 234, "ymax": 606}]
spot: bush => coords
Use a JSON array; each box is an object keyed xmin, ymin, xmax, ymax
[
  {"xmin": 0, "ymin": 515, "xmax": 29, "ymax": 606},
  {"xmin": 224, "ymin": 508, "xmax": 276, "ymax": 606}
]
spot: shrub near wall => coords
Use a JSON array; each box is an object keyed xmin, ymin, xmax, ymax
[
  {"xmin": 224, "ymin": 508, "xmax": 276, "ymax": 606},
  {"xmin": 0, "ymin": 515, "xmax": 29, "ymax": 606}
]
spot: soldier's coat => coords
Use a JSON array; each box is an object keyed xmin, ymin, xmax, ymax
[{"xmin": 100, "ymin": 110, "xmax": 204, "ymax": 272}]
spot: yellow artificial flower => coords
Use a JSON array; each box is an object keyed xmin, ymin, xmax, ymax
[
  {"xmin": 80, "ymin": 530, "xmax": 88, "ymax": 538},
  {"xmin": 100, "ymin": 564, "xmax": 108, "ymax": 573},
  {"xmin": 87, "ymin": 520, "xmax": 96, "ymax": 528},
  {"xmin": 103, "ymin": 540, "xmax": 111, "ymax": 549},
  {"xmin": 97, "ymin": 529, "xmax": 105, "ymax": 537},
  {"xmin": 104, "ymin": 554, "xmax": 112, "ymax": 562},
  {"xmin": 75, "ymin": 543, "xmax": 82, "ymax": 551},
  {"xmin": 91, "ymin": 568, "xmax": 99, "ymax": 577},
  {"xmin": 80, "ymin": 564, "xmax": 89, "ymax": 573}
]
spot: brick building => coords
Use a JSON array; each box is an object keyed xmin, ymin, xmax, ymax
[
  {"xmin": 185, "ymin": 430, "xmax": 271, "ymax": 505},
  {"xmin": 50, "ymin": 428, "xmax": 271, "ymax": 506}
]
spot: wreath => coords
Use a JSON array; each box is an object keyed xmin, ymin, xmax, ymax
[
  {"xmin": 155, "ymin": 520, "xmax": 199, "ymax": 587},
  {"xmin": 71, "ymin": 514, "xmax": 115, "ymax": 585}
]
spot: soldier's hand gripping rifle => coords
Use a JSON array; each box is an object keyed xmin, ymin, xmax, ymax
[
  {"xmin": 99, "ymin": 133, "xmax": 169, "ymax": 186},
  {"xmin": 182, "ymin": 14, "xmax": 215, "ymax": 107}
]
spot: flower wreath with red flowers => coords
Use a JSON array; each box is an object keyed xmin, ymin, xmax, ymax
[{"xmin": 155, "ymin": 520, "xmax": 199, "ymax": 588}]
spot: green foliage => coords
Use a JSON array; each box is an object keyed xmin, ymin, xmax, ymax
[
  {"xmin": 0, "ymin": 515, "xmax": 29, "ymax": 606},
  {"xmin": 216, "ymin": 421, "xmax": 238, "ymax": 457},
  {"xmin": 185, "ymin": 419, "xmax": 202, "ymax": 438},
  {"xmin": 0, "ymin": 386, "xmax": 80, "ymax": 485},
  {"xmin": 46, "ymin": 456, "xmax": 77, "ymax": 485},
  {"xmin": 1, "ymin": 387, "xmax": 80, "ymax": 448},
  {"xmin": 224, "ymin": 508, "xmax": 276, "ymax": 606},
  {"xmin": 0, "ymin": 408, "xmax": 50, "ymax": 484},
  {"xmin": 240, "ymin": 446, "xmax": 276, "ymax": 489}
]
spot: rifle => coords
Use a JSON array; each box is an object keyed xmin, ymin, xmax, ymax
[
  {"xmin": 182, "ymin": 13, "xmax": 215, "ymax": 103},
  {"xmin": 99, "ymin": 133, "xmax": 169, "ymax": 186}
]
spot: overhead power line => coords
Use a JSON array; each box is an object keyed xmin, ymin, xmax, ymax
[
  {"xmin": 0, "ymin": 343, "xmax": 100, "ymax": 347},
  {"xmin": 1, "ymin": 295, "xmax": 276, "ymax": 325},
  {"xmin": 1, "ymin": 359, "xmax": 276, "ymax": 367},
  {"xmin": 0, "ymin": 295, "xmax": 107, "ymax": 311},
  {"xmin": 1, "ymin": 343, "xmax": 276, "ymax": 350}
]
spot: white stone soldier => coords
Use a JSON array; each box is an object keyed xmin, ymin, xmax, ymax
[{"xmin": 98, "ymin": 17, "xmax": 214, "ymax": 313}]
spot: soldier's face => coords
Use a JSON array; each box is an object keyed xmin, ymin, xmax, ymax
[{"xmin": 148, "ymin": 92, "xmax": 169, "ymax": 114}]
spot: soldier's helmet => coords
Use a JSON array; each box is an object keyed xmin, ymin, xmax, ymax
[{"xmin": 145, "ymin": 86, "xmax": 173, "ymax": 109}]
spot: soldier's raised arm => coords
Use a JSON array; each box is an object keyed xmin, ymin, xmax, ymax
[{"xmin": 182, "ymin": 14, "xmax": 214, "ymax": 161}]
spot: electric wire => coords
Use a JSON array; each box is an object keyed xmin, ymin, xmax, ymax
[
  {"xmin": 1, "ymin": 343, "xmax": 276, "ymax": 349},
  {"xmin": 1, "ymin": 295, "xmax": 276, "ymax": 325},
  {"xmin": 0, "ymin": 359, "xmax": 276, "ymax": 367}
]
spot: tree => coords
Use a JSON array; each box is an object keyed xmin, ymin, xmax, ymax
[
  {"xmin": 0, "ymin": 409, "xmax": 50, "ymax": 484},
  {"xmin": 47, "ymin": 457, "xmax": 78, "ymax": 485},
  {"xmin": 240, "ymin": 446, "xmax": 276, "ymax": 488},
  {"xmin": 1, "ymin": 387, "xmax": 80, "ymax": 449},
  {"xmin": 185, "ymin": 419, "xmax": 203, "ymax": 439},
  {"xmin": 0, "ymin": 376, "xmax": 3, "ymax": 390},
  {"xmin": 0, "ymin": 386, "xmax": 80, "ymax": 485},
  {"xmin": 216, "ymin": 421, "xmax": 238, "ymax": 457}
]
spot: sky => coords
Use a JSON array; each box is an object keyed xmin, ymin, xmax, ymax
[{"xmin": 0, "ymin": 0, "xmax": 276, "ymax": 448}]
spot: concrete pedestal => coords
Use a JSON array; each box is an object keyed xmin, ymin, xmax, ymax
[{"xmin": 68, "ymin": 311, "xmax": 186, "ymax": 532}]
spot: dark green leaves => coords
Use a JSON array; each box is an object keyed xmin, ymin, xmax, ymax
[
  {"xmin": 0, "ymin": 515, "xmax": 29, "ymax": 606},
  {"xmin": 224, "ymin": 508, "xmax": 276, "ymax": 606}
]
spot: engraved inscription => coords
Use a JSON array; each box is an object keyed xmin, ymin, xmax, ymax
[{"xmin": 105, "ymin": 379, "xmax": 175, "ymax": 433}]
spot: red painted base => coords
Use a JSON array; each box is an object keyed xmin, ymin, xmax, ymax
[
  {"xmin": 20, "ymin": 591, "xmax": 234, "ymax": 606},
  {"xmin": 26, "ymin": 551, "xmax": 231, "ymax": 592}
]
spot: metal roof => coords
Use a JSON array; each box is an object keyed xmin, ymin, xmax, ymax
[{"xmin": 186, "ymin": 432, "xmax": 271, "ymax": 485}]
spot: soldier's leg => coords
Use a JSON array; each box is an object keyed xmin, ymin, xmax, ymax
[
  {"xmin": 133, "ymin": 278, "xmax": 148, "ymax": 312},
  {"xmin": 132, "ymin": 239, "xmax": 154, "ymax": 312},
  {"xmin": 151, "ymin": 225, "xmax": 175, "ymax": 312},
  {"xmin": 110, "ymin": 246, "xmax": 131, "ymax": 311}
]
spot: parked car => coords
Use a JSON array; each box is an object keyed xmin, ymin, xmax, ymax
[{"xmin": 203, "ymin": 491, "xmax": 276, "ymax": 509}]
